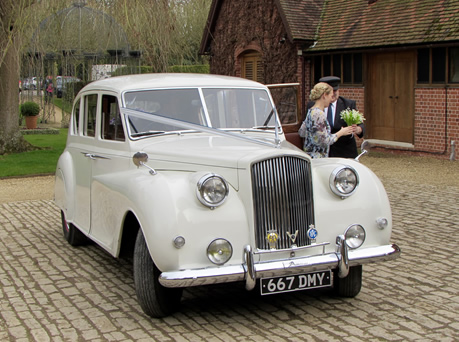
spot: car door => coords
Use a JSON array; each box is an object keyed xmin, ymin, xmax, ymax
[
  {"xmin": 88, "ymin": 94, "xmax": 131, "ymax": 253},
  {"xmin": 70, "ymin": 93, "xmax": 98, "ymax": 234}
]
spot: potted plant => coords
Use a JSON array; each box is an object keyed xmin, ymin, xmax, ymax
[{"xmin": 20, "ymin": 101, "xmax": 40, "ymax": 129}]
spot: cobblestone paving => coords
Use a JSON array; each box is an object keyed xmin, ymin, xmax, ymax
[{"xmin": 0, "ymin": 179, "xmax": 458, "ymax": 341}]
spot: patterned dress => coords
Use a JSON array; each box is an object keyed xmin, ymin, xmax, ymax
[{"xmin": 298, "ymin": 107, "xmax": 338, "ymax": 158}]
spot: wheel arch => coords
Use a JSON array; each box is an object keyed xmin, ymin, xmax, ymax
[
  {"xmin": 54, "ymin": 151, "xmax": 76, "ymax": 220},
  {"xmin": 118, "ymin": 210, "xmax": 141, "ymax": 259}
]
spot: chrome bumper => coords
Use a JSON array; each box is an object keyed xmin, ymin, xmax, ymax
[{"xmin": 159, "ymin": 241, "xmax": 401, "ymax": 290}]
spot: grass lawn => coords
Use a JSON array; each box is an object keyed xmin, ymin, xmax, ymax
[
  {"xmin": 53, "ymin": 98, "xmax": 73, "ymax": 114},
  {"xmin": 0, "ymin": 129, "xmax": 68, "ymax": 178}
]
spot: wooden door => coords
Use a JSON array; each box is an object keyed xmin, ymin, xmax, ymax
[{"xmin": 367, "ymin": 51, "xmax": 414, "ymax": 143}]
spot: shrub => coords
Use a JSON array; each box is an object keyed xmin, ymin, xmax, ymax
[
  {"xmin": 111, "ymin": 66, "xmax": 153, "ymax": 76},
  {"xmin": 20, "ymin": 101, "xmax": 40, "ymax": 116}
]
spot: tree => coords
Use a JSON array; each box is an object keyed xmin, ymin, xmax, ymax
[
  {"xmin": 0, "ymin": 0, "xmax": 35, "ymax": 154},
  {"xmin": 1, "ymin": 0, "xmax": 212, "ymax": 154},
  {"xmin": 109, "ymin": 0, "xmax": 211, "ymax": 71}
]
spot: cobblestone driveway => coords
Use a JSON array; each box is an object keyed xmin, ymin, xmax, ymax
[{"xmin": 0, "ymin": 179, "xmax": 458, "ymax": 341}]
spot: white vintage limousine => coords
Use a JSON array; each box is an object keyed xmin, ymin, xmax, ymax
[{"xmin": 54, "ymin": 73, "xmax": 400, "ymax": 318}]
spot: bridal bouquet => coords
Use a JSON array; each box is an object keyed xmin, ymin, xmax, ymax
[{"xmin": 340, "ymin": 108, "xmax": 365, "ymax": 126}]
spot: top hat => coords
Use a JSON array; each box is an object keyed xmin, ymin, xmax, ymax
[{"xmin": 319, "ymin": 76, "xmax": 340, "ymax": 90}]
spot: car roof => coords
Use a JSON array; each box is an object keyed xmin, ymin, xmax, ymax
[{"xmin": 80, "ymin": 73, "xmax": 267, "ymax": 93}]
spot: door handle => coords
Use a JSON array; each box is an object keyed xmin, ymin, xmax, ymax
[{"xmin": 82, "ymin": 153, "xmax": 110, "ymax": 160}]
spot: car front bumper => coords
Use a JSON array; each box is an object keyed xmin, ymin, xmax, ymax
[{"xmin": 159, "ymin": 238, "xmax": 401, "ymax": 290}]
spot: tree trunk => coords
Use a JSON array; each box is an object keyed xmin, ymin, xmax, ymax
[{"xmin": 0, "ymin": 3, "xmax": 31, "ymax": 154}]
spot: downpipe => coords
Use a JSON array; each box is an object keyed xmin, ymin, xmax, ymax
[{"xmin": 450, "ymin": 140, "xmax": 455, "ymax": 161}]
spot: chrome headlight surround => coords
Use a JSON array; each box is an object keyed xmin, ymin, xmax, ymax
[
  {"xmin": 207, "ymin": 238, "xmax": 233, "ymax": 265},
  {"xmin": 329, "ymin": 166, "xmax": 359, "ymax": 198},
  {"xmin": 196, "ymin": 173, "xmax": 229, "ymax": 209},
  {"xmin": 344, "ymin": 224, "xmax": 366, "ymax": 249}
]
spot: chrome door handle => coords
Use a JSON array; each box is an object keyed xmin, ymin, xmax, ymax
[{"xmin": 82, "ymin": 153, "xmax": 110, "ymax": 160}]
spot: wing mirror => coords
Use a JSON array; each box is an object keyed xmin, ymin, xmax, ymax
[
  {"xmin": 355, "ymin": 140, "xmax": 371, "ymax": 162},
  {"xmin": 133, "ymin": 152, "xmax": 157, "ymax": 175}
]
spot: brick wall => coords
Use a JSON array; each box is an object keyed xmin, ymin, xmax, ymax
[
  {"xmin": 415, "ymin": 88, "xmax": 459, "ymax": 159},
  {"xmin": 311, "ymin": 86, "xmax": 459, "ymax": 159}
]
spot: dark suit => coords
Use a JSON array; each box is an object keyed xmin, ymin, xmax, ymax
[{"xmin": 307, "ymin": 96, "xmax": 365, "ymax": 158}]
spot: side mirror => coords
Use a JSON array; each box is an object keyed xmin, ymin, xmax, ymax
[
  {"xmin": 355, "ymin": 141, "xmax": 371, "ymax": 162},
  {"xmin": 133, "ymin": 152, "xmax": 157, "ymax": 175},
  {"xmin": 133, "ymin": 152, "xmax": 148, "ymax": 167}
]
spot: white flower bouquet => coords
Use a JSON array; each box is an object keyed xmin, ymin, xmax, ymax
[{"xmin": 340, "ymin": 108, "xmax": 365, "ymax": 126}]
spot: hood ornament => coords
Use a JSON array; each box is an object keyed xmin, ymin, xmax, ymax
[{"xmin": 286, "ymin": 230, "xmax": 299, "ymax": 247}]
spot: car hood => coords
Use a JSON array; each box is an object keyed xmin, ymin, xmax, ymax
[
  {"xmin": 135, "ymin": 133, "xmax": 301, "ymax": 169},
  {"xmin": 132, "ymin": 133, "xmax": 305, "ymax": 190}
]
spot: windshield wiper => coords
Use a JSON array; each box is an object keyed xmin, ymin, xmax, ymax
[
  {"xmin": 131, "ymin": 130, "xmax": 166, "ymax": 137},
  {"xmin": 262, "ymin": 108, "xmax": 275, "ymax": 126}
]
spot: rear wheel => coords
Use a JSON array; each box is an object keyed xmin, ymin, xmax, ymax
[
  {"xmin": 61, "ymin": 211, "xmax": 87, "ymax": 246},
  {"xmin": 333, "ymin": 265, "xmax": 362, "ymax": 297},
  {"xmin": 133, "ymin": 230, "xmax": 183, "ymax": 318}
]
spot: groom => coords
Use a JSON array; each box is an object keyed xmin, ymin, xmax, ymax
[{"xmin": 308, "ymin": 76, "xmax": 365, "ymax": 158}]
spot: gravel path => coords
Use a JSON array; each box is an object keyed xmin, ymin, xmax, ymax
[
  {"xmin": 0, "ymin": 153, "xmax": 457, "ymax": 204},
  {"xmin": 0, "ymin": 175, "xmax": 55, "ymax": 204}
]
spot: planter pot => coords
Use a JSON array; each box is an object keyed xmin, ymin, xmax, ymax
[{"xmin": 25, "ymin": 115, "xmax": 38, "ymax": 129}]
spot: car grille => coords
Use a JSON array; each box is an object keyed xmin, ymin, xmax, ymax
[{"xmin": 251, "ymin": 156, "xmax": 315, "ymax": 250}]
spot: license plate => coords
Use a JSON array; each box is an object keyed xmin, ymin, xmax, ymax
[{"xmin": 260, "ymin": 270, "xmax": 332, "ymax": 295}]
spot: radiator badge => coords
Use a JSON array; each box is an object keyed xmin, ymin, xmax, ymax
[
  {"xmin": 266, "ymin": 231, "xmax": 279, "ymax": 249},
  {"xmin": 286, "ymin": 230, "xmax": 299, "ymax": 247},
  {"xmin": 307, "ymin": 224, "xmax": 318, "ymax": 242}
]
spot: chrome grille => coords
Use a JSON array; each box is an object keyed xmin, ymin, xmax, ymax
[{"xmin": 251, "ymin": 156, "xmax": 314, "ymax": 250}]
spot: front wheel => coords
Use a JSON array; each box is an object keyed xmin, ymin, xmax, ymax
[
  {"xmin": 333, "ymin": 265, "xmax": 362, "ymax": 297},
  {"xmin": 61, "ymin": 211, "xmax": 87, "ymax": 246},
  {"xmin": 133, "ymin": 230, "xmax": 183, "ymax": 318}
]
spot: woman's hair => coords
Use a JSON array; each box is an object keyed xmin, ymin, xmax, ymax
[{"xmin": 309, "ymin": 82, "xmax": 332, "ymax": 101}]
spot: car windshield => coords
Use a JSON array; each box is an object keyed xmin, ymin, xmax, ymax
[{"xmin": 123, "ymin": 88, "xmax": 276, "ymax": 137}]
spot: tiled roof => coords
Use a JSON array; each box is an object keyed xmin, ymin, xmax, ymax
[
  {"xmin": 200, "ymin": 0, "xmax": 459, "ymax": 54},
  {"xmin": 200, "ymin": 0, "xmax": 324, "ymax": 54},
  {"xmin": 306, "ymin": 0, "xmax": 459, "ymax": 52},
  {"xmin": 277, "ymin": 0, "xmax": 325, "ymax": 41}
]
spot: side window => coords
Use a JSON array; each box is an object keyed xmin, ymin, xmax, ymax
[
  {"xmin": 269, "ymin": 85, "xmax": 299, "ymax": 125},
  {"xmin": 72, "ymin": 99, "xmax": 81, "ymax": 135},
  {"xmin": 314, "ymin": 53, "xmax": 363, "ymax": 85},
  {"xmin": 450, "ymin": 47, "xmax": 459, "ymax": 83},
  {"xmin": 101, "ymin": 95, "xmax": 125, "ymax": 141},
  {"xmin": 83, "ymin": 94, "xmax": 98, "ymax": 137},
  {"xmin": 416, "ymin": 47, "xmax": 458, "ymax": 84}
]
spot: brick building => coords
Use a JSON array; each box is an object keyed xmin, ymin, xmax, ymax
[{"xmin": 200, "ymin": 0, "xmax": 459, "ymax": 158}]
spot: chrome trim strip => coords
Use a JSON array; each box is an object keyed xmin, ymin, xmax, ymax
[
  {"xmin": 254, "ymin": 242, "xmax": 329, "ymax": 255},
  {"xmin": 158, "ymin": 243, "xmax": 401, "ymax": 288}
]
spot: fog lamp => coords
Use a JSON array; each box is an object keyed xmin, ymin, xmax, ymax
[
  {"xmin": 344, "ymin": 224, "xmax": 365, "ymax": 249},
  {"xmin": 207, "ymin": 239, "xmax": 233, "ymax": 265}
]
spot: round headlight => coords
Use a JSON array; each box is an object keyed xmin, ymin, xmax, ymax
[
  {"xmin": 329, "ymin": 166, "xmax": 359, "ymax": 198},
  {"xmin": 207, "ymin": 239, "xmax": 233, "ymax": 265},
  {"xmin": 197, "ymin": 173, "xmax": 229, "ymax": 208},
  {"xmin": 344, "ymin": 224, "xmax": 366, "ymax": 249}
]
